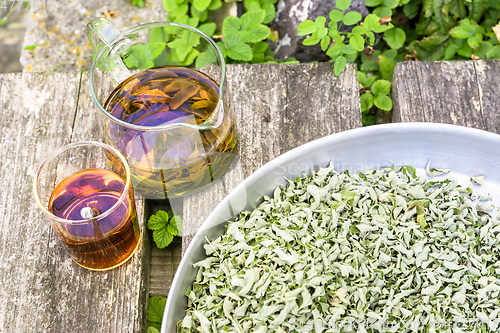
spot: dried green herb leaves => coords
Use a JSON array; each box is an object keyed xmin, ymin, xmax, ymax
[{"xmin": 179, "ymin": 163, "xmax": 500, "ymax": 332}]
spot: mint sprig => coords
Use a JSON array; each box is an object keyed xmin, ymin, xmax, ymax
[{"xmin": 147, "ymin": 210, "xmax": 181, "ymax": 249}]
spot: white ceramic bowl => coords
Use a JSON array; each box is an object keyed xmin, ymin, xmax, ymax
[{"xmin": 162, "ymin": 122, "xmax": 500, "ymax": 332}]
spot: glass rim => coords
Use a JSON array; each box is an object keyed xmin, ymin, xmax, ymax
[
  {"xmin": 89, "ymin": 21, "xmax": 226, "ymax": 132},
  {"xmin": 33, "ymin": 141, "xmax": 133, "ymax": 225}
]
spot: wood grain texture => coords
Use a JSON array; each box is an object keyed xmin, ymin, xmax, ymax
[
  {"xmin": 0, "ymin": 71, "xmax": 149, "ymax": 332},
  {"xmin": 180, "ymin": 62, "xmax": 362, "ymax": 256},
  {"xmin": 392, "ymin": 60, "xmax": 500, "ymax": 132}
]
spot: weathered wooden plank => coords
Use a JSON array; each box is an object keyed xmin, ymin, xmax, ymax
[
  {"xmin": 179, "ymin": 62, "xmax": 362, "ymax": 256},
  {"xmin": 0, "ymin": 71, "xmax": 149, "ymax": 332},
  {"xmin": 392, "ymin": 60, "xmax": 500, "ymax": 132}
]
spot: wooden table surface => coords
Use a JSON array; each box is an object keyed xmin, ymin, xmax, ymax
[
  {"xmin": 1, "ymin": 59, "xmax": 498, "ymax": 332},
  {"xmin": 0, "ymin": 62, "xmax": 361, "ymax": 332}
]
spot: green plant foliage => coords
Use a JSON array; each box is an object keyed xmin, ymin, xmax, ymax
[
  {"xmin": 123, "ymin": 43, "xmax": 167, "ymax": 69},
  {"xmin": 161, "ymin": 0, "xmax": 277, "ymax": 64},
  {"xmin": 298, "ymin": 0, "xmax": 500, "ymax": 125},
  {"xmin": 147, "ymin": 296, "xmax": 167, "ymax": 332},
  {"xmin": 147, "ymin": 210, "xmax": 181, "ymax": 248},
  {"xmin": 298, "ymin": 1, "xmax": 394, "ymax": 76},
  {"xmin": 130, "ymin": 0, "xmax": 145, "ymax": 7}
]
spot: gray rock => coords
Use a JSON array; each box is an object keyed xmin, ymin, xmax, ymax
[
  {"xmin": 271, "ymin": 0, "xmax": 369, "ymax": 62},
  {"xmin": 20, "ymin": 0, "xmax": 166, "ymax": 72}
]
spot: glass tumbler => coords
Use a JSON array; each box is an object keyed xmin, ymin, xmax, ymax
[
  {"xmin": 33, "ymin": 141, "xmax": 141, "ymax": 271},
  {"xmin": 87, "ymin": 18, "xmax": 238, "ymax": 199}
]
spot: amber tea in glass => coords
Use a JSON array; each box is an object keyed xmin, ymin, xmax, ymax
[
  {"xmin": 88, "ymin": 19, "xmax": 238, "ymax": 199},
  {"xmin": 34, "ymin": 141, "xmax": 141, "ymax": 271}
]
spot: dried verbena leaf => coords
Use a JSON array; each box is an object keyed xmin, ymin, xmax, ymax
[
  {"xmin": 180, "ymin": 161, "xmax": 500, "ymax": 332},
  {"xmin": 170, "ymin": 85, "xmax": 199, "ymax": 109}
]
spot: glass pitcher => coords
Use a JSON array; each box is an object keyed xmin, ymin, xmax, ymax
[{"xmin": 87, "ymin": 18, "xmax": 238, "ymax": 199}]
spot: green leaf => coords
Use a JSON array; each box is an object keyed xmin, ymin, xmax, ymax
[
  {"xmin": 467, "ymin": 33, "xmax": 483, "ymax": 48},
  {"xmin": 190, "ymin": 6, "xmax": 209, "ymax": 21},
  {"xmin": 444, "ymin": 41, "xmax": 460, "ymax": 60},
  {"xmin": 486, "ymin": 45, "xmax": 500, "ymax": 59},
  {"xmin": 456, "ymin": 40, "xmax": 473, "ymax": 57},
  {"xmin": 217, "ymin": 41, "xmax": 228, "ymax": 57},
  {"xmin": 123, "ymin": 43, "xmax": 166, "ymax": 70},
  {"xmin": 170, "ymin": 215, "xmax": 182, "ymax": 235},
  {"xmin": 227, "ymin": 42, "xmax": 253, "ymax": 61},
  {"xmin": 23, "ymin": 44, "xmax": 39, "ymax": 51},
  {"xmin": 326, "ymin": 43, "xmax": 343, "ymax": 58},
  {"xmin": 360, "ymin": 93, "xmax": 374, "ymax": 112},
  {"xmin": 147, "ymin": 327, "xmax": 160, "ymax": 333},
  {"xmin": 358, "ymin": 71, "xmax": 377, "ymax": 88},
  {"xmin": 349, "ymin": 34, "xmax": 365, "ymax": 52},
  {"xmin": 329, "ymin": 10, "xmax": 343, "ymax": 23},
  {"xmin": 321, "ymin": 36, "xmax": 331, "ymax": 51},
  {"xmin": 373, "ymin": 22, "xmax": 393, "ymax": 33},
  {"xmin": 197, "ymin": 22, "xmax": 216, "ymax": 37},
  {"xmin": 262, "ymin": 3, "xmax": 276, "ymax": 24},
  {"xmin": 167, "ymin": 223, "xmax": 179, "ymax": 236},
  {"xmin": 382, "ymin": 0, "xmax": 398, "ymax": 9},
  {"xmin": 170, "ymin": 42, "xmax": 193, "ymax": 59},
  {"xmin": 252, "ymin": 41, "xmax": 269, "ymax": 53},
  {"xmin": 364, "ymin": 0, "xmax": 382, "ymax": 6},
  {"xmin": 150, "ymin": 28, "xmax": 167, "ymax": 43},
  {"xmin": 352, "ymin": 25, "xmax": 368, "ymax": 35},
  {"xmin": 373, "ymin": 6, "xmax": 392, "ymax": 17},
  {"xmin": 403, "ymin": 1, "xmax": 419, "ymax": 18},
  {"xmin": 131, "ymin": 0, "xmax": 145, "ymax": 7},
  {"xmin": 374, "ymin": 94, "xmax": 393, "ymax": 110},
  {"xmin": 297, "ymin": 20, "xmax": 317, "ymax": 36},
  {"xmin": 163, "ymin": 0, "xmax": 179, "ymax": 11},
  {"xmin": 251, "ymin": 41, "xmax": 269, "ymax": 63},
  {"xmin": 244, "ymin": 24, "xmax": 271, "ymax": 43},
  {"xmin": 363, "ymin": 13, "xmax": 381, "ymax": 30},
  {"xmin": 371, "ymin": 79, "xmax": 392, "ymax": 96},
  {"xmin": 241, "ymin": 9, "xmax": 266, "ymax": 29},
  {"xmin": 385, "ymin": 27, "xmax": 406, "ymax": 49},
  {"xmin": 187, "ymin": 16, "xmax": 200, "ymax": 28},
  {"xmin": 148, "ymin": 210, "xmax": 170, "ymax": 230},
  {"xmin": 342, "ymin": 44, "xmax": 358, "ymax": 54},
  {"xmin": 473, "ymin": 41, "xmax": 493, "ymax": 59},
  {"xmin": 153, "ymin": 228, "xmax": 174, "ymax": 248},
  {"xmin": 193, "ymin": 0, "xmax": 211, "ymax": 11},
  {"xmin": 317, "ymin": 27, "xmax": 328, "ymax": 39},
  {"xmin": 334, "ymin": 56, "xmax": 347, "ymax": 76},
  {"xmin": 366, "ymin": 31, "xmax": 375, "ymax": 45},
  {"xmin": 360, "ymin": 52, "xmax": 380, "ymax": 71},
  {"xmin": 450, "ymin": 19, "xmax": 480, "ymax": 39},
  {"xmin": 148, "ymin": 296, "xmax": 168, "ymax": 324},
  {"xmin": 378, "ymin": 54, "xmax": 396, "ymax": 80},
  {"xmin": 196, "ymin": 50, "xmax": 217, "ymax": 68},
  {"xmin": 303, "ymin": 36, "xmax": 321, "ymax": 45},
  {"xmin": 336, "ymin": 0, "xmax": 351, "ymax": 11},
  {"xmin": 222, "ymin": 16, "xmax": 241, "ymax": 37},
  {"xmin": 314, "ymin": 16, "xmax": 327, "ymax": 28},
  {"xmin": 224, "ymin": 32, "xmax": 247, "ymax": 48},
  {"xmin": 243, "ymin": 0, "xmax": 261, "ymax": 11},
  {"xmin": 208, "ymin": 0, "xmax": 222, "ymax": 10},
  {"xmin": 343, "ymin": 11, "xmax": 362, "ymax": 25}
]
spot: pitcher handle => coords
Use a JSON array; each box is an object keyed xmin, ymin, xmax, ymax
[{"xmin": 87, "ymin": 17, "xmax": 132, "ymax": 84}]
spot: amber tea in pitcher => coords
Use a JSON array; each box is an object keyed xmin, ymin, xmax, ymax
[
  {"xmin": 103, "ymin": 66, "xmax": 237, "ymax": 199},
  {"xmin": 88, "ymin": 20, "xmax": 238, "ymax": 199}
]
